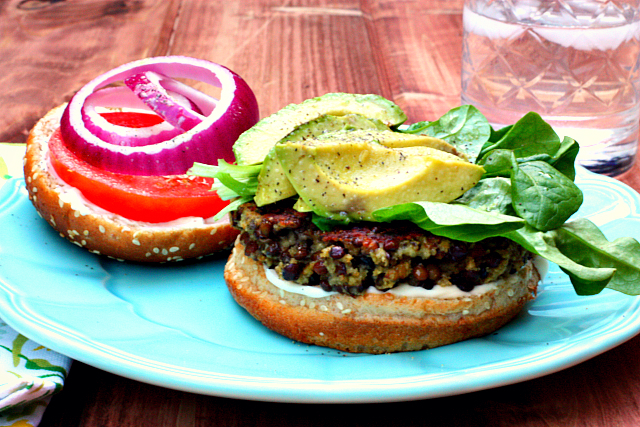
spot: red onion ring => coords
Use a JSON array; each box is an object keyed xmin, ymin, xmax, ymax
[
  {"xmin": 60, "ymin": 56, "xmax": 259, "ymax": 175},
  {"xmin": 124, "ymin": 71, "xmax": 204, "ymax": 132},
  {"xmin": 81, "ymin": 86, "xmax": 183, "ymax": 147}
]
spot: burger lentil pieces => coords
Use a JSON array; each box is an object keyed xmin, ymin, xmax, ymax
[{"xmin": 232, "ymin": 201, "xmax": 532, "ymax": 296}]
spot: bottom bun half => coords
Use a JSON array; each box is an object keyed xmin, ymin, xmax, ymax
[
  {"xmin": 225, "ymin": 239, "xmax": 540, "ymax": 354},
  {"xmin": 23, "ymin": 105, "xmax": 238, "ymax": 263}
]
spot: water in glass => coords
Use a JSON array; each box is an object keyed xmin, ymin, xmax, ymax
[{"xmin": 461, "ymin": 0, "xmax": 640, "ymax": 175}]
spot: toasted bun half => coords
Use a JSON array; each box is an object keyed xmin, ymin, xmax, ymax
[
  {"xmin": 23, "ymin": 105, "xmax": 238, "ymax": 262},
  {"xmin": 225, "ymin": 239, "xmax": 540, "ymax": 353}
]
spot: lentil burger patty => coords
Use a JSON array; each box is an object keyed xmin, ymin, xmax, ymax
[
  {"xmin": 231, "ymin": 201, "xmax": 532, "ymax": 296},
  {"xmin": 225, "ymin": 200, "xmax": 540, "ymax": 353}
]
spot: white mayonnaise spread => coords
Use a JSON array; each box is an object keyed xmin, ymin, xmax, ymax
[{"xmin": 264, "ymin": 255, "xmax": 548, "ymax": 300}]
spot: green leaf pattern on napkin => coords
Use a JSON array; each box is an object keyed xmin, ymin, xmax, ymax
[{"xmin": 0, "ymin": 146, "xmax": 72, "ymax": 426}]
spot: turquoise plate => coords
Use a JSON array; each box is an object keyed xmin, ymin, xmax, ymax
[{"xmin": 0, "ymin": 167, "xmax": 639, "ymax": 403}]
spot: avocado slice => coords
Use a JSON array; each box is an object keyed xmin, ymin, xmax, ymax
[
  {"xmin": 315, "ymin": 129, "xmax": 463, "ymax": 157},
  {"xmin": 233, "ymin": 93, "xmax": 407, "ymax": 166},
  {"xmin": 254, "ymin": 114, "xmax": 390, "ymax": 206},
  {"xmin": 274, "ymin": 137, "xmax": 485, "ymax": 221}
]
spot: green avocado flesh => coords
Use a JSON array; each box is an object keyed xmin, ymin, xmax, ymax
[
  {"xmin": 254, "ymin": 114, "xmax": 390, "ymax": 206},
  {"xmin": 232, "ymin": 93, "xmax": 407, "ymax": 166},
  {"xmin": 335, "ymin": 130, "xmax": 461, "ymax": 157},
  {"xmin": 274, "ymin": 137, "xmax": 485, "ymax": 221}
]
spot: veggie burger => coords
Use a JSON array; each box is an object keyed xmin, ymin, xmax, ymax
[
  {"xmin": 195, "ymin": 93, "xmax": 640, "ymax": 354},
  {"xmin": 24, "ymin": 57, "xmax": 640, "ymax": 353}
]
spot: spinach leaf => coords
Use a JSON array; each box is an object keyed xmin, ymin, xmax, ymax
[
  {"xmin": 555, "ymin": 218, "xmax": 640, "ymax": 295},
  {"xmin": 551, "ymin": 137, "xmax": 580, "ymax": 181},
  {"xmin": 504, "ymin": 225, "xmax": 616, "ymax": 295},
  {"xmin": 455, "ymin": 177, "xmax": 515, "ymax": 215},
  {"xmin": 372, "ymin": 201, "xmax": 524, "ymax": 242},
  {"xmin": 478, "ymin": 149, "xmax": 518, "ymax": 177},
  {"xmin": 478, "ymin": 112, "xmax": 561, "ymax": 160},
  {"xmin": 399, "ymin": 105, "xmax": 491, "ymax": 163},
  {"xmin": 489, "ymin": 124, "xmax": 512, "ymax": 143},
  {"xmin": 311, "ymin": 213, "xmax": 353, "ymax": 231},
  {"xmin": 511, "ymin": 161, "xmax": 583, "ymax": 231}
]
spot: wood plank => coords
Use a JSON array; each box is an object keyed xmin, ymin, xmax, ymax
[
  {"xmin": 363, "ymin": 0, "xmax": 465, "ymax": 122},
  {"xmin": 0, "ymin": 0, "xmax": 179, "ymax": 143},
  {"xmin": 169, "ymin": 0, "xmax": 396, "ymax": 119}
]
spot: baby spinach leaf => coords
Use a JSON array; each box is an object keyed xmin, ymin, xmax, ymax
[
  {"xmin": 312, "ymin": 213, "xmax": 353, "ymax": 231},
  {"xmin": 550, "ymin": 137, "xmax": 580, "ymax": 181},
  {"xmin": 399, "ymin": 105, "xmax": 491, "ymax": 163},
  {"xmin": 504, "ymin": 225, "xmax": 615, "ymax": 295},
  {"xmin": 555, "ymin": 218, "xmax": 640, "ymax": 295},
  {"xmin": 511, "ymin": 161, "xmax": 583, "ymax": 231},
  {"xmin": 478, "ymin": 112, "xmax": 561, "ymax": 159},
  {"xmin": 478, "ymin": 149, "xmax": 518, "ymax": 177},
  {"xmin": 455, "ymin": 177, "xmax": 515, "ymax": 215},
  {"xmin": 372, "ymin": 201, "xmax": 524, "ymax": 242},
  {"xmin": 489, "ymin": 124, "xmax": 512, "ymax": 142}
]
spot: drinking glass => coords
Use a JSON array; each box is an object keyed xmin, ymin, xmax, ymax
[{"xmin": 461, "ymin": 0, "xmax": 640, "ymax": 176}]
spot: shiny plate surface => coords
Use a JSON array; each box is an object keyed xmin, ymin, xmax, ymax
[{"xmin": 0, "ymin": 167, "xmax": 639, "ymax": 403}]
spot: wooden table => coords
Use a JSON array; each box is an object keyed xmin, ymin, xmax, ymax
[{"xmin": 2, "ymin": 1, "xmax": 640, "ymax": 425}]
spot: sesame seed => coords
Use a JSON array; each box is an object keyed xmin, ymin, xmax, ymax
[
  {"xmin": 336, "ymin": 302, "xmax": 344, "ymax": 310},
  {"xmin": 74, "ymin": 211, "xmax": 80, "ymax": 218},
  {"xmin": 462, "ymin": 309, "xmax": 470, "ymax": 315},
  {"xmin": 169, "ymin": 247, "xmax": 180, "ymax": 253},
  {"xmin": 99, "ymin": 225, "xmax": 106, "ymax": 233},
  {"xmin": 319, "ymin": 332, "xmax": 325, "ymax": 336},
  {"xmin": 320, "ymin": 305, "xmax": 328, "ymax": 312},
  {"xmin": 485, "ymin": 302, "xmax": 491, "ymax": 310},
  {"xmin": 132, "ymin": 239, "xmax": 141, "ymax": 246},
  {"xmin": 300, "ymin": 299, "xmax": 306, "ymax": 307},
  {"xmin": 146, "ymin": 252, "xmax": 152, "ymax": 257},
  {"xmin": 33, "ymin": 195, "xmax": 37, "ymax": 202},
  {"xmin": 153, "ymin": 248, "xmax": 160, "ymax": 254},
  {"xmin": 32, "ymin": 187, "xmax": 37, "ymax": 193},
  {"xmin": 189, "ymin": 243, "xmax": 196, "ymax": 250},
  {"xmin": 507, "ymin": 289, "xmax": 515, "ymax": 297},
  {"xmin": 162, "ymin": 249, "xmax": 168, "ymax": 255},
  {"xmin": 59, "ymin": 200, "xmax": 64, "ymax": 208},
  {"xmin": 279, "ymin": 300, "xmax": 287, "ymax": 305},
  {"xmin": 83, "ymin": 230, "xmax": 89, "ymax": 236},
  {"xmin": 341, "ymin": 309, "xmax": 352, "ymax": 314},
  {"xmin": 210, "ymin": 229, "xmax": 217, "ymax": 236}
]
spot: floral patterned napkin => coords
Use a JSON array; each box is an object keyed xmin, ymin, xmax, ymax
[{"xmin": 0, "ymin": 143, "xmax": 72, "ymax": 426}]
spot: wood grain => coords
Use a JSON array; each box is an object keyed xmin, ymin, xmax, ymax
[
  {"xmin": 1, "ymin": 0, "xmax": 639, "ymax": 425},
  {"xmin": 0, "ymin": 0, "xmax": 179, "ymax": 143}
]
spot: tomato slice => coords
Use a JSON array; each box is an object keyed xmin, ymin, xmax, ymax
[{"xmin": 49, "ymin": 112, "xmax": 229, "ymax": 223}]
